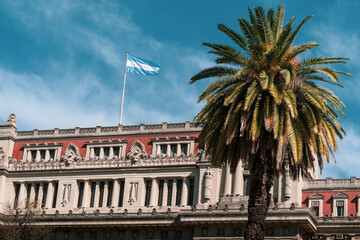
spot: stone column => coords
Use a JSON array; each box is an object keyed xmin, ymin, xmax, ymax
[
  {"xmin": 112, "ymin": 179, "xmax": 120, "ymax": 207},
  {"xmin": 103, "ymin": 181, "xmax": 109, "ymax": 207},
  {"xmin": 90, "ymin": 148, "xmax": 94, "ymax": 158},
  {"xmin": 181, "ymin": 177, "xmax": 188, "ymax": 206},
  {"xmin": 45, "ymin": 182, "xmax": 54, "ymax": 209},
  {"xmin": 18, "ymin": 182, "xmax": 26, "ymax": 207},
  {"xmin": 93, "ymin": 181, "xmax": 100, "ymax": 208},
  {"xmin": 233, "ymin": 163, "xmax": 243, "ymax": 196},
  {"xmin": 166, "ymin": 144, "xmax": 171, "ymax": 157},
  {"xmin": 29, "ymin": 183, "xmax": 36, "ymax": 201},
  {"xmin": 109, "ymin": 147, "xmax": 114, "ymax": 158},
  {"xmin": 156, "ymin": 145, "xmax": 161, "ymax": 156},
  {"xmin": 82, "ymin": 180, "xmax": 90, "ymax": 208},
  {"xmin": 45, "ymin": 150, "xmax": 50, "ymax": 161},
  {"xmin": 26, "ymin": 150, "xmax": 32, "ymax": 162},
  {"xmin": 99, "ymin": 148, "xmax": 104, "ymax": 159},
  {"xmin": 284, "ymin": 160, "xmax": 291, "ymax": 200},
  {"xmin": 223, "ymin": 163, "xmax": 232, "ymax": 196},
  {"xmin": 171, "ymin": 179, "xmax": 177, "ymax": 206},
  {"xmin": 149, "ymin": 178, "xmax": 158, "ymax": 207},
  {"xmin": 35, "ymin": 150, "xmax": 41, "ymax": 162},
  {"xmin": 177, "ymin": 144, "xmax": 181, "ymax": 156},
  {"xmin": 187, "ymin": 143, "xmax": 191, "ymax": 155},
  {"xmin": 54, "ymin": 149, "xmax": 59, "ymax": 161},
  {"xmin": 38, "ymin": 183, "xmax": 44, "ymax": 208},
  {"xmin": 162, "ymin": 180, "xmax": 168, "ymax": 206}
]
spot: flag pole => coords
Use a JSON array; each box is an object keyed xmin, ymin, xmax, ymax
[{"xmin": 119, "ymin": 51, "xmax": 128, "ymax": 125}]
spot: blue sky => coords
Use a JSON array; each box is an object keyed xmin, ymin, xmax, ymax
[{"xmin": 0, "ymin": 0, "xmax": 359, "ymax": 178}]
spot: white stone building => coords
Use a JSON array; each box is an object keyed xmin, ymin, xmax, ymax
[{"xmin": 0, "ymin": 114, "xmax": 360, "ymax": 240}]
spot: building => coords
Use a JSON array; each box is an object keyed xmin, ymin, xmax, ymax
[{"xmin": 0, "ymin": 113, "xmax": 360, "ymax": 240}]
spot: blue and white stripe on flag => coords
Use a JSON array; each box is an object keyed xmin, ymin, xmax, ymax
[{"xmin": 126, "ymin": 55, "xmax": 161, "ymax": 75}]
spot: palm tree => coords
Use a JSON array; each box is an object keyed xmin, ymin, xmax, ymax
[{"xmin": 190, "ymin": 5, "xmax": 351, "ymax": 240}]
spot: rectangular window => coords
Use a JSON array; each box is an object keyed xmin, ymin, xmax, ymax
[
  {"xmin": 104, "ymin": 147, "xmax": 110, "ymax": 157},
  {"xmin": 336, "ymin": 200, "xmax": 344, "ymax": 216},
  {"xmin": 160, "ymin": 145, "xmax": 167, "ymax": 156},
  {"xmin": 188, "ymin": 178, "xmax": 195, "ymax": 206},
  {"xmin": 158, "ymin": 180, "xmax": 164, "ymax": 206},
  {"xmin": 52, "ymin": 182, "xmax": 58, "ymax": 208},
  {"xmin": 77, "ymin": 182, "xmax": 84, "ymax": 208},
  {"xmin": 94, "ymin": 148, "xmax": 100, "ymax": 160},
  {"xmin": 145, "ymin": 180, "xmax": 152, "ymax": 206},
  {"xmin": 13, "ymin": 183, "xmax": 21, "ymax": 208},
  {"xmin": 118, "ymin": 180, "xmax": 125, "ymax": 207},
  {"xmin": 314, "ymin": 206, "xmax": 319, "ymax": 216},
  {"xmin": 176, "ymin": 179, "xmax": 183, "ymax": 206},
  {"xmin": 181, "ymin": 144, "xmax": 188, "ymax": 156},
  {"xmin": 49, "ymin": 150, "xmax": 56, "ymax": 161},
  {"xmin": 170, "ymin": 145, "xmax": 177, "ymax": 157},
  {"xmin": 42, "ymin": 183, "xmax": 48, "ymax": 208},
  {"xmin": 243, "ymin": 170, "xmax": 251, "ymax": 196},
  {"xmin": 26, "ymin": 184, "xmax": 31, "ymax": 207},
  {"xmin": 107, "ymin": 181, "xmax": 114, "ymax": 207},
  {"xmin": 167, "ymin": 180, "xmax": 173, "ymax": 206},
  {"xmin": 34, "ymin": 183, "xmax": 40, "ymax": 207},
  {"xmin": 99, "ymin": 182, "xmax": 105, "ymax": 207},
  {"xmin": 90, "ymin": 182, "xmax": 96, "ymax": 208},
  {"xmin": 31, "ymin": 151, "xmax": 37, "ymax": 162},
  {"xmin": 113, "ymin": 147, "xmax": 120, "ymax": 158},
  {"xmin": 40, "ymin": 150, "xmax": 46, "ymax": 160}
]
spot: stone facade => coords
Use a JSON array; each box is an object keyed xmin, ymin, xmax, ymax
[{"xmin": 0, "ymin": 114, "xmax": 359, "ymax": 240}]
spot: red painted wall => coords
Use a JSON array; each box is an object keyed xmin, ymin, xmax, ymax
[
  {"xmin": 12, "ymin": 133, "xmax": 200, "ymax": 161},
  {"xmin": 302, "ymin": 191, "xmax": 360, "ymax": 216}
]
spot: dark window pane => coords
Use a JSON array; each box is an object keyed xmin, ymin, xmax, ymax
[
  {"xmin": 52, "ymin": 182, "xmax": 58, "ymax": 208},
  {"xmin": 161, "ymin": 145, "xmax": 167, "ymax": 156},
  {"xmin": 176, "ymin": 179, "xmax": 183, "ymax": 206},
  {"xmin": 145, "ymin": 180, "xmax": 152, "ymax": 206},
  {"xmin": 181, "ymin": 144, "xmax": 188, "ymax": 156},
  {"xmin": 113, "ymin": 147, "xmax": 120, "ymax": 157},
  {"xmin": 171, "ymin": 145, "xmax": 177, "ymax": 156},
  {"xmin": 244, "ymin": 175, "xmax": 251, "ymax": 196},
  {"xmin": 49, "ymin": 150, "xmax": 55, "ymax": 161},
  {"xmin": 104, "ymin": 147, "xmax": 110, "ymax": 157},
  {"xmin": 107, "ymin": 181, "xmax": 114, "ymax": 207},
  {"xmin": 40, "ymin": 150, "xmax": 46, "ymax": 160},
  {"xmin": 118, "ymin": 180, "xmax": 125, "ymax": 207},
  {"xmin": 158, "ymin": 180, "xmax": 164, "ymax": 206},
  {"xmin": 167, "ymin": 180, "xmax": 173, "ymax": 206},
  {"xmin": 188, "ymin": 179, "xmax": 195, "ymax": 206},
  {"xmin": 14, "ymin": 184, "xmax": 21, "ymax": 208},
  {"xmin": 31, "ymin": 151, "xmax": 37, "ymax": 162},
  {"xmin": 99, "ymin": 182, "xmax": 105, "ymax": 207},
  {"xmin": 90, "ymin": 182, "xmax": 96, "ymax": 208},
  {"xmin": 77, "ymin": 182, "xmax": 84, "ymax": 208},
  {"xmin": 42, "ymin": 183, "xmax": 48, "ymax": 208}
]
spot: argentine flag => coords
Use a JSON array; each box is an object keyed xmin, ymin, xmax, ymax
[{"xmin": 126, "ymin": 55, "xmax": 161, "ymax": 75}]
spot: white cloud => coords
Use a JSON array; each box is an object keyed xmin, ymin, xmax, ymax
[{"xmin": 320, "ymin": 124, "xmax": 360, "ymax": 178}]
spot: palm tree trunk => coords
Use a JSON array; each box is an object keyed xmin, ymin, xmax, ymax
[{"xmin": 244, "ymin": 153, "xmax": 274, "ymax": 240}]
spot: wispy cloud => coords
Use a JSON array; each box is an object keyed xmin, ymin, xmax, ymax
[{"xmin": 0, "ymin": 0, "xmax": 211, "ymax": 129}]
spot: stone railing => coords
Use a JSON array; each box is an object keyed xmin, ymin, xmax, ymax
[
  {"xmin": 15, "ymin": 121, "xmax": 200, "ymax": 139},
  {"xmin": 8, "ymin": 155, "xmax": 199, "ymax": 171},
  {"xmin": 304, "ymin": 177, "xmax": 360, "ymax": 189}
]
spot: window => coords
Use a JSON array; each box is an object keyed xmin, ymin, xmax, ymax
[
  {"xmin": 113, "ymin": 147, "xmax": 120, "ymax": 158},
  {"xmin": 158, "ymin": 180, "xmax": 164, "ymax": 206},
  {"xmin": 170, "ymin": 145, "xmax": 177, "ymax": 157},
  {"xmin": 77, "ymin": 182, "xmax": 84, "ymax": 208},
  {"xmin": 13, "ymin": 183, "xmax": 21, "ymax": 208},
  {"xmin": 311, "ymin": 201, "xmax": 320, "ymax": 216},
  {"xmin": 52, "ymin": 182, "xmax": 58, "ymax": 208},
  {"xmin": 49, "ymin": 150, "xmax": 55, "ymax": 161},
  {"xmin": 118, "ymin": 180, "xmax": 125, "ymax": 207},
  {"xmin": 107, "ymin": 181, "xmax": 114, "ymax": 207},
  {"xmin": 40, "ymin": 150, "xmax": 46, "ymax": 160},
  {"xmin": 42, "ymin": 183, "xmax": 48, "ymax": 208},
  {"xmin": 104, "ymin": 147, "xmax": 110, "ymax": 157},
  {"xmin": 145, "ymin": 180, "xmax": 152, "ymax": 206},
  {"xmin": 167, "ymin": 180, "xmax": 173, "ymax": 206},
  {"xmin": 243, "ymin": 170, "xmax": 251, "ymax": 196},
  {"xmin": 181, "ymin": 144, "xmax": 188, "ymax": 155},
  {"xmin": 34, "ymin": 184, "xmax": 40, "ymax": 207},
  {"xmin": 188, "ymin": 179, "xmax": 195, "ymax": 205},
  {"xmin": 176, "ymin": 179, "xmax": 183, "ymax": 206},
  {"xmin": 94, "ymin": 148, "xmax": 100, "ymax": 160},
  {"xmin": 31, "ymin": 151, "xmax": 37, "ymax": 162},
  {"xmin": 160, "ymin": 145, "xmax": 167, "ymax": 157},
  {"xmin": 26, "ymin": 184, "xmax": 31, "ymax": 207},
  {"xmin": 337, "ymin": 201, "xmax": 344, "ymax": 216},
  {"xmin": 90, "ymin": 182, "xmax": 96, "ymax": 207},
  {"xmin": 98, "ymin": 182, "xmax": 105, "ymax": 207}
]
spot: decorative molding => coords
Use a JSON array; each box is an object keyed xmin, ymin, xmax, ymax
[
  {"xmin": 61, "ymin": 143, "xmax": 81, "ymax": 165},
  {"xmin": 127, "ymin": 140, "xmax": 148, "ymax": 162}
]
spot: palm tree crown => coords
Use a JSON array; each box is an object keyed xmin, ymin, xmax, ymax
[{"xmin": 190, "ymin": 5, "xmax": 351, "ymax": 178}]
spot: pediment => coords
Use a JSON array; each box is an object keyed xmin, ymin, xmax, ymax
[
  {"xmin": 332, "ymin": 192, "xmax": 349, "ymax": 199},
  {"xmin": 307, "ymin": 193, "xmax": 324, "ymax": 200}
]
